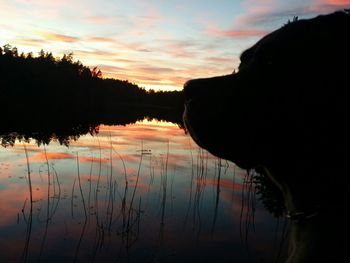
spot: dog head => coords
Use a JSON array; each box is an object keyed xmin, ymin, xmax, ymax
[{"xmin": 183, "ymin": 11, "xmax": 349, "ymax": 210}]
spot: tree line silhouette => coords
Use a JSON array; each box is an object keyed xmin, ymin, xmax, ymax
[{"xmin": 0, "ymin": 44, "xmax": 184, "ymax": 144}]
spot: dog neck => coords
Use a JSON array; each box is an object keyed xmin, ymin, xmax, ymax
[
  {"xmin": 261, "ymin": 166, "xmax": 347, "ymax": 263},
  {"xmin": 285, "ymin": 208, "xmax": 347, "ymax": 263}
]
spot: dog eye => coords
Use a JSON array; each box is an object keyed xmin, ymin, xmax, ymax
[{"xmin": 255, "ymin": 51, "xmax": 274, "ymax": 67}]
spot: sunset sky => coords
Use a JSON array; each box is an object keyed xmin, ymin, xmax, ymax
[{"xmin": 1, "ymin": 0, "xmax": 349, "ymax": 91}]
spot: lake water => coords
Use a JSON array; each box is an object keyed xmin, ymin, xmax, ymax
[{"xmin": 0, "ymin": 119, "xmax": 288, "ymax": 262}]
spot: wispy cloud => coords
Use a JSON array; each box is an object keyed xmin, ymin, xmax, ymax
[
  {"xmin": 13, "ymin": 38, "xmax": 48, "ymax": 47},
  {"xmin": 85, "ymin": 36, "xmax": 116, "ymax": 43},
  {"xmin": 208, "ymin": 27, "xmax": 270, "ymax": 38},
  {"xmin": 78, "ymin": 156, "xmax": 110, "ymax": 163},
  {"xmin": 131, "ymin": 14, "xmax": 164, "ymax": 29},
  {"xmin": 41, "ymin": 32, "xmax": 79, "ymax": 43},
  {"xmin": 136, "ymin": 66, "xmax": 174, "ymax": 74},
  {"xmin": 204, "ymin": 178, "xmax": 245, "ymax": 191},
  {"xmin": 97, "ymin": 64, "xmax": 130, "ymax": 75},
  {"xmin": 235, "ymin": 0, "xmax": 350, "ymax": 28},
  {"xmin": 205, "ymin": 56, "xmax": 238, "ymax": 63},
  {"xmin": 159, "ymin": 39, "xmax": 200, "ymax": 59},
  {"xmin": 322, "ymin": 0, "xmax": 350, "ymax": 5},
  {"xmin": 0, "ymin": 184, "xmax": 45, "ymax": 226},
  {"xmin": 84, "ymin": 15, "xmax": 117, "ymax": 24},
  {"xmin": 312, "ymin": 0, "xmax": 350, "ymax": 13},
  {"xmin": 28, "ymin": 152, "xmax": 75, "ymax": 162}
]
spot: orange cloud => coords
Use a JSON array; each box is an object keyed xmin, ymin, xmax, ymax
[
  {"xmin": 160, "ymin": 39, "xmax": 199, "ymax": 59},
  {"xmin": 136, "ymin": 66, "xmax": 174, "ymax": 74},
  {"xmin": 325, "ymin": 0, "xmax": 350, "ymax": 4},
  {"xmin": 205, "ymin": 178, "xmax": 245, "ymax": 191},
  {"xmin": 117, "ymin": 154, "xmax": 140, "ymax": 163},
  {"xmin": 235, "ymin": 0, "xmax": 350, "ymax": 28},
  {"xmin": 206, "ymin": 56, "xmax": 238, "ymax": 63},
  {"xmin": 84, "ymin": 36, "xmax": 116, "ymax": 44},
  {"xmin": 0, "ymin": 183, "xmax": 46, "ymax": 226},
  {"xmin": 78, "ymin": 156, "xmax": 110, "ymax": 163},
  {"xmin": 129, "ymin": 133, "xmax": 170, "ymax": 143},
  {"xmin": 13, "ymin": 38, "xmax": 48, "ymax": 47},
  {"xmin": 208, "ymin": 27, "xmax": 269, "ymax": 38},
  {"xmin": 28, "ymin": 152, "xmax": 75, "ymax": 162},
  {"xmin": 41, "ymin": 32, "xmax": 79, "ymax": 43},
  {"xmin": 296, "ymin": 1, "xmax": 350, "ymax": 15}
]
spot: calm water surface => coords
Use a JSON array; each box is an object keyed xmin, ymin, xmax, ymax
[{"xmin": 0, "ymin": 119, "xmax": 287, "ymax": 262}]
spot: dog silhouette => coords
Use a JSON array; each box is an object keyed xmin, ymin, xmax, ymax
[{"xmin": 183, "ymin": 10, "xmax": 349, "ymax": 262}]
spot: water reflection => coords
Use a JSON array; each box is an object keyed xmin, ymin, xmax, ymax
[
  {"xmin": 0, "ymin": 105, "xmax": 183, "ymax": 147},
  {"xmin": 0, "ymin": 120, "xmax": 287, "ymax": 262}
]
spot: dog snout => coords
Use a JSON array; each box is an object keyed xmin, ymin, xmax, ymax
[
  {"xmin": 184, "ymin": 74, "xmax": 236, "ymax": 103},
  {"xmin": 184, "ymin": 79, "xmax": 202, "ymax": 102},
  {"xmin": 184, "ymin": 77, "xmax": 218, "ymax": 104}
]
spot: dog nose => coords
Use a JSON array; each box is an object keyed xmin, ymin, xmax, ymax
[
  {"xmin": 184, "ymin": 74, "xmax": 235, "ymax": 102},
  {"xmin": 184, "ymin": 78, "xmax": 215, "ymax": 103},
  {"xmin": 183, "ymin": 79, "xmax": 201, "ymax": 101}
]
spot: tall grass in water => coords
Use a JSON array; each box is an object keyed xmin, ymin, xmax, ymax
[
  {"xmin": 193, "ymin": 148, "xmax": 208, "ymax": 238},
  {"xmin": 87, "ymin": 151, "xmax": 94, "ymax": 224},
  {"xmin": 19, "ymin": 143, "xmax": 68, "ymax": 260},
  {"xmin": 211, "ymin": 158, "xmax": 222, "ymax": 236},
  {"xmin": 94, "ymin": 136, "xmax": 103, "ymax": 226},
  {"xmin": 183, "ymin": 146, "xmax": 209, "ymax": 240},
  {"xmin": 90, "ymin": 135, "xmax": 107, "ymax": 260},
  {"xmin": 125, "ymin": 141, "xmax": 144, "ymax": 247},
  {"xmin": 73, "ymin": 152, "xmax": 88, "ymax": 263},
  {"xmin": 158, "ymin": 140, "xmax": 169, "ymax": 244},
  {"xmin": 38, "ymin": 146, "xmax": 51, "ymax": 262},
  {"xmin": 105, "ymin": 132, "xmax": 117, "ymax": 233},
  {"xmin": 21, "ymin": 144, "xmax": 33, "ymax": 263},
  {"xmin": 239, "ymin": 168, "xmax": 289, "ymax": 262},
  {"xmin": 239, "ymin": 169, "xmax": 259, "ymax": 248},
  {"xmin": 112, "ymin": 144, "xmax": 128, "ymax": 236},
  {"xmin": 184, "ymin": 139, "xmax": 195, "ymax": 229}
]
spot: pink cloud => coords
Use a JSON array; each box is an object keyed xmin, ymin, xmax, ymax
[
  {"xmin": 12, "ymin": 38, "xmax": 47, "ymax": 47},
  {"xmin": 43, "ymin": 32, "xmax": 79, "ymax": 43},
  {"xmin": 0, "ymin": 183, "xmax": 46, "ymax": 226},
  {"xmin": 312, "ymin": 0, "xmax": 350, "ymax": 13},
  {"xmin": 129, "ymin": 2, "xmax": 165, "ymax": 30},
  {"xmin": 136, "ymin": 66, "xmax": 174, "ymax": 74},
  {"xmin": 84, "ymin": 15, "xmax": 116, "ymax": 24},
  {"xmin": 204, "ymin": 178, "xmax": 245, "ymax": 191},
  {"xmin": 208, "ymin": 27, "xmax": 270, "ymax": 38},
  {"xmin": 297, "ymin": 1, "xmax": 350, "ymax": 15},
  {"xmin": 206, "ymin": 56, "xmax": 238, "ymax": 63},
  {"xmin": 160, "ymin": 39, "xmax": 199, "ymax": 59},
  {"xmin": 236, "ymin": 0, "xmax": 350, "ymax": 28},
  {"xmin": 324, "ymin": 0, "xmax": 350, "ymax": 4},
  {"xmin": 78, "ymin": 156, "xmax": 110, "ymax": 163},
  {"xmin": 28, "ymin": 152, "xmax": 75, "ymax": 162},
  {"xmin": 132, "ymin": 14, "xmax": 163, "ymax": 28},
  {"xmin": 115, "ymin": 153, "xmax": 140, "ymax": 163},
  {"xmin": 85, "ymin": 36, "xmax": 116, "ymax": 43}
]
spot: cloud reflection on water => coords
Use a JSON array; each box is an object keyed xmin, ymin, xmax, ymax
[{"xmin": 0, "ymin": 119, "xmax": 287, "ymax": 262}]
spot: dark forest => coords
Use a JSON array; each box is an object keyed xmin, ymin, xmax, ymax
[{"xmin": 0, "ymin": 44, "xmax": 184, "ymax": 145}]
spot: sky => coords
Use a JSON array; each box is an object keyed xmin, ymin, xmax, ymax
[{"xmin": 1, "ymin": 0, "xmax": 349, "ymax": 91}]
